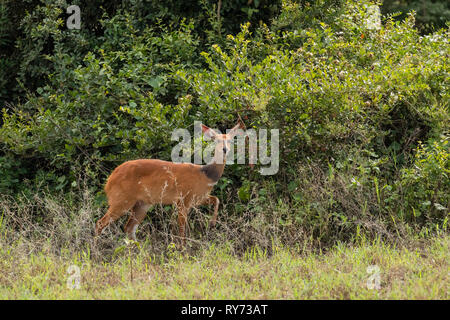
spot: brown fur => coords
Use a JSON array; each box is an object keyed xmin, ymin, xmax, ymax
[{"xmin": 95, "ymin": 120, "xmax": 245, "ymax": 245}]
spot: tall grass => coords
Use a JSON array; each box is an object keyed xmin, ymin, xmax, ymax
[{"xmin": 0, "ymin": 181, "xmax": 448, "ymax": 299}]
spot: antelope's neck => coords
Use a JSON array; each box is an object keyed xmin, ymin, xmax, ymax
[{"xmin": 200, "ymin": 161, "xmax": 225, "ymax": 183}]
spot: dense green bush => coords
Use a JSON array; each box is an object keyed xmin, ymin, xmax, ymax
[
  {"xmin": 0, "ymin": 0, "xmax": 283, "ymax": 107},
  {"xmin": 395, "ymin": 136, "xmax": 449, "ymax": 223},
  {"xmin": 0, "ymin": 0, "xmax": 448, "ymax": 246},
  {"xmin": 382, "ymin": 0, "xmax": 450, "ymax": 34}
]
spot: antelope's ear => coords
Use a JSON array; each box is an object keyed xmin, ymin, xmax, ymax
[
  {"xmin": 228, "ymin": 119, "xmax": 246, "ymax": 137},
  {"xmin": 201, "ymin": 124, "xmax": 216, "ymax": 140}
]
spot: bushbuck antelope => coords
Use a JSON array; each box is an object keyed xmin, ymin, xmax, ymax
[{"xmin": 95, "ymin": 120, "xmax": 245, "ymax": 244}]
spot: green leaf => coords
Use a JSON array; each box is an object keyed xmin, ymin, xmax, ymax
[
  {"xmin": 238, "ymin": 182, "xmax": 251, "ymax": 202},
  {"xmin": 148, "ymin": 76, "xmax": 164, "ymax": 89},
  {"xmin": 288, "ymin": 181, "xmax": 298, "ymax": 192}
]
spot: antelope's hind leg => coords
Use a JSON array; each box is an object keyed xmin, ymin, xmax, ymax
[
  {"xmin": 95, "ymin": 201, "xmax": 134, "ymax": 236},
  {"xmin": 124, "ymin": 201, "xmax": 151, "ymax": 241}
]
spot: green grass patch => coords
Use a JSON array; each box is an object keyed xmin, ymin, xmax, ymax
[{"xmin": 1, "ymin": 236, "xmax": 448, "ymax": 299}]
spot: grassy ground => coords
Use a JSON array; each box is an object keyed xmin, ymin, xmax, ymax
[{"xmin": 0, "ymin": 235, "xmax": 448, "ymax": 299}]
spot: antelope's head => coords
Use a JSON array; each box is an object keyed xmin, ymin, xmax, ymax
[{"xmin": 201, "ymin": 120, "xmax": 246, "ymax": 164}]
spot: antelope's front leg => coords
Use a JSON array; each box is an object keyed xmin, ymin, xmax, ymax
[
  {"xmin": 176, "ymin": 204, "xmax": 189, "ymax": 246},
  {"xmin": 202, "ymin": 195, "xmax": 220, "ymax": 228}
]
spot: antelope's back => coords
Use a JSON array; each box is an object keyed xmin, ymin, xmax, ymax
[{"xmin": 105, "ymin": 159, "xmax": 212, "ymax": 204}]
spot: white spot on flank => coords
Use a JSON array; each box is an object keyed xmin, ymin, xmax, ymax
[
  {"xmin": 207, "ymin": 182, "xmax": 217, "ymax": 186},
  {"xmin": 138, "ymin": 181, "xmax": 142, "ymax": 184}
]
